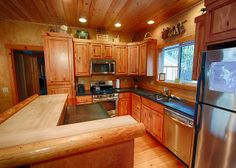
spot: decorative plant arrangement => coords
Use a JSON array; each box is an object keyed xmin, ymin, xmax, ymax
[{"xmin": 161, "ymin": 20, "xmax": 187, "ymax": 39}]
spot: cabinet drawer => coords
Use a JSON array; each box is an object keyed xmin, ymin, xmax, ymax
[
  {"xmin": 47, "ymin": 85, "xmax": 74, "ymax": 98},
  {"xmin": 76, "ymin": 95, "xmax": 92, "ymax": 104},
  {"xmin": 119, "ymin": 92, "xmax": 131, "ymax": 98},
  {"xmin": 142, "ymin": 97, "xmax": 164, "ymax": 114}
]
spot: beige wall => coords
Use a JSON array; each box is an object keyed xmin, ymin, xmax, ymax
[
  {"xmin": 135, "ymin": 1, "xmax": 204, "ymax": 102},
  {"xmin": 0, "ymin": 20, "xmax": 133, "ymax": 112}
]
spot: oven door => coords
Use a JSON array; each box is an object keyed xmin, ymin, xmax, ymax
[{"xmin": 96, "ymin": 100, "xmax": 117, "ymax": 117}]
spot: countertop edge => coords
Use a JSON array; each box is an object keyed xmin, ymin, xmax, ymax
[{"xmin": 0, "ymin": 122, "xmax": 145, "ymax": 168}]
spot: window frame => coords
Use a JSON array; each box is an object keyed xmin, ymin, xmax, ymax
[{"xmin": 160, "ymin": 40, "xmax": 195, "ymax": 82}]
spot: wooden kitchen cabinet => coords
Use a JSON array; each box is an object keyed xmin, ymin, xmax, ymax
[
  {"xmin": 139, "ymin": 40, "xmax": 156, "ymax": 76},
  {"xmin": 74, "ymin": 42, "xmax": 90, "ymax": 76},
  {"xmin": 131, "ymin": 93, "xmax": 141, "ymax": 122},
  {"xmin": 205, "ymin": 0, "xmax": 236, "ymax": 44},
  {"xmin": 141, "ymin": 97, "xmax": 164, "ymax": 142},
  {"xmin": 118, "ymin": 93, "xmax": 131, "ymax": 116},
  {"xmin": 76, "ymin": 95, "xmax": 92, "ymax": 105},
  {"xmin": 114, "ymin": 45, "xmax": 128, "ymax": 75},
  {"xmin": 47, "ymin": 85, "xmax": 74, "ymax": 98},
  {"xmin": 44, "ymin": 33, "xmax": 75, "ymax": 99},
  {"xmin": 192, "ymin": 14, "xmax": 206, "ymax": 80},
  {"xmin": 44, "ymin": 34, "xmax": 74, "ymax": 85},
  {"xmin": 128, "ymin": 45, "xmax": 139, "ymax": 75},
  {"xmin": 90, "ymin": 43, "xmax": 113, "ymax": 59}
]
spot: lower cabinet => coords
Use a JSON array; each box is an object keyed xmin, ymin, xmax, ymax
[
  {"xmin": 47, "ymin": 85, "xmax": 74, "ymax": 99},
  {"xmin": 76, "ymin": 95, "xmax": 92, "ymax": 105},
  {"xmin": 118, "ymin": 93, "xmax": 131, "ymax": 116},
  {"xmin": 141, "ymin": 98, "xmax": 164, "ymax": 143},
  {"xmin": 131, "ymin": 93, "xmax": 141, "ymax": 122}
]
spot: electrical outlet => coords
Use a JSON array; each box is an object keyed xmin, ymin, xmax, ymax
[{"xmin": 2, "ymin": 87, "xmax": 9, "ymax": 93}]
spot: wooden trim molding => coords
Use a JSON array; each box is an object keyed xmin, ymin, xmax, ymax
[
  {"xmin": 5, "ymin": 44, "xmax": 43, "ymax": 105},
  {"xmin": 156, "ymin": 81, "xmax": 197, "ymax": 91},
  {"xmin": 0, "ymin": 94, "xmax": 39, "ymax": 124}
]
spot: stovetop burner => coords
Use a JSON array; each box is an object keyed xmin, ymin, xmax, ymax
[{"xmin": 90, "ymin": 80, "xmax": 114, "ymax": 95}]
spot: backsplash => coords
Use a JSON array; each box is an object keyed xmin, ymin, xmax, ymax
[{"xmin": 76, "ymin": 76, "xmax": 134, "ymax": 91}]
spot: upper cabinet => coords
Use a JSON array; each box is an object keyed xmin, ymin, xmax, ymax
[
  {"xmin": 74, "ymin": 41, "xmax": 90, "ymax": 76},
  {"xmin": 139, "ymin": 40, "xmax": 156, "ymax": 76},
  {"xmin": 205, "ymin": 0, "xmax": 236, "ymax": 44},
  {"xmin": 44, "ymin": 34, "xmax": 74, "ymax": 85},
  {"xmin": 90, "ymin": 43, "xmax": 113, "ymax": 59},
  {"xmin": 128, "ymin": 44, "xmax": 139, "ymax": 75},
  {"xmin": 44, "ymin": 33, "xmax": 74, "ymax": 98},
  {"xmin": 114, "ymin": 45, "xmax": 128, "ymax": 75}
]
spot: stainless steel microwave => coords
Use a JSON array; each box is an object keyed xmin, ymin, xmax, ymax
[{"xmin": 91, "ymin": 59, "xmax": 115, "ymax": 74}]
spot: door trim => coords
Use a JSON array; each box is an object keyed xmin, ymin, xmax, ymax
[{"xmin": 5, "ymin": 44, "xmax": 43, "ymax": 105}]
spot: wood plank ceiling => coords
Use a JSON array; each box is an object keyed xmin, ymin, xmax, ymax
[{"xmin": 0, "ymin": 0, "xmax": 202, "ymax": 32}]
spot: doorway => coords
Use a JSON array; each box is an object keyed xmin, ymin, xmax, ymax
[{"xmin": 13, "ymin": 50, "xmax": 46, "ymax": 102}]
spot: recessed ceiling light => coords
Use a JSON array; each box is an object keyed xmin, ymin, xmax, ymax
[
  {"xmin": 79, "ymin": 17, "xmax": 87, "ymax": 23},
  {"xmin": 147, "ymin": 20, "xmax": 155, "ymax": 25},
  {"xmin": 114, "ymin": 22, "xmax": 122, "ymax": 28}
]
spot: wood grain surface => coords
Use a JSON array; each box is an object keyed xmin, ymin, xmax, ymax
[
  {"xmin": 0, "ymin": 122, "xmax": 144, "ymax": 168},
  {"xmin": 0, "ymin": 94, "xmax": 68, "ymax": 132},
  {"xmin": 0, "ymin": 94, "xmax": 39, "ymax": 124}
]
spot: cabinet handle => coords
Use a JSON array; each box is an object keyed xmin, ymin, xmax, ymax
[{"xmin": 226, "ymin": 21, "xmax": 229, "ymax": 26}]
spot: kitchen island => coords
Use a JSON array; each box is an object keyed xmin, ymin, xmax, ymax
[{"xmin": 0, "ymin": 94, "xmax": 145, "ymax": 168}]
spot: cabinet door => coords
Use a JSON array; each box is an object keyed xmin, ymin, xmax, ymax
[
  {"xmin": 74, "ymin": 43, "xmax": 90, "ymax": 76},
  {"xmin": 44, "ymin": 37, "xmax": 73, "ymax": 85},
  {"xmin": 206, "ymin": 1, "xmax": 236, "ymax": 43},
  {"xmin": 114, "ymin": 45, "xmax": 128, "ymax": 75},
  {"xmin": 141, "ymin": 105, "xmax": 149, "ymax": 129},
  {"xmin": 103, "ymin": 45, "xmax": 113, "ymax": 58},
  {"xmin": 47, "ymin": 85, "xmax": 73, "ymax": 98},
  {"xmin": 131, "ymin": 94, "xmax": 141, "ymax": 121},
  {"xmin": 90, "ymin": 44, "xmax": 102, "ymax": 58},
  {"xmin": 118, "ymin": 98, "xmax": 130, "ymax": 116},
  {"xmin": 149, "ymin": 110, "xmax": 163, "ymax": 142},
  {"xmin": 139, "ymin": 43, "xmax": 147, "ymax": 75},
  {"xmin": 128, "ymin": 45, "xmax": 139, "ymax": 75}
]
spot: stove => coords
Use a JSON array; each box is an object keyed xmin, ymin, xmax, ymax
[{"xmin": 90, "ymin": 81, "xmax": 118, "ymax": 117}]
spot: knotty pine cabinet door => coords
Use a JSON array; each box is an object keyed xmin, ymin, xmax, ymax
[
  {"xmin": 74, "ymin": 43, "xmax": 90, "ymax": 76},
  {"xmin": 90, "ymin": 43, "xmax": 113, "ymax": 59},
  {"xmin": 114, "ymin": 45, "xmax": 128, "ymax": 75},
  {"xmin": 128, "ymin": 45, "xmax": 139, "ymax": 75},
  {"xmin": 131, "ymin": 93, "xmax": 141, "ymax": 121},
  {"xmin": 205, "ymin": 0, "xmax": 236, "ymax": 43},
  {"xmin": 141, "ymin": 104, "xmax": 163, "ymax": 143},
  {"xmin": 44, "ymin": 36, "xmax": 74, "ymax": 85},
  {"xmin": 139, "ymin": 43, "xmax": 147, "ymax": 75},
  {"xmin": 118, "ymin": 98, "xmax": 130, "ymax": 116}
]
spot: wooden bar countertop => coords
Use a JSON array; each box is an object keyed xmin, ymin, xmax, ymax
[{"xmin": 0, "ymin": 94, "xmax": 145, "ymax": 168}]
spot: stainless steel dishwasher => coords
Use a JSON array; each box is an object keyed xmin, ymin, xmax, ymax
[{"xmin": 164, "ymin": 108, "xmax": 194, "ymax": 167}]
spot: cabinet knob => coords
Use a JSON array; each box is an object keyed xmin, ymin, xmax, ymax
[{"xmin": 226, "ymin": 21, "xmax": 229, "ymax": 26}]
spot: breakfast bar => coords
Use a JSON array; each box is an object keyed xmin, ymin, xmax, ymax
[{"xmin": 0, "ymin": 94, "xmax": 145, "ymax": 168}]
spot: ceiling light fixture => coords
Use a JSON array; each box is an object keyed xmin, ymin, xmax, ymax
[
  {"xmin": 79, "ymin": 17, "xmax": 87, "ymax": 23},
  {"xmin": 114, "ymin": 22, "xmax": 122, "ymax": 28},
  {"xmin": 147, "ymin": 20, "xmax": 155, "ymax": 25}
]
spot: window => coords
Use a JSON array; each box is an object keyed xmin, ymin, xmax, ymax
[{"xmin": 160, "ymin": 41, "xmax": 195, "ymax": 81}]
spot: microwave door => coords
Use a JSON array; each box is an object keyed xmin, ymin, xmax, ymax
[
  {"xmin": 202, "ymin": 48, "xmax": 236, "ymax": 111},
  {"xmin": 92, "ymin": 62, "xmax": 110, "ymax": 74}
]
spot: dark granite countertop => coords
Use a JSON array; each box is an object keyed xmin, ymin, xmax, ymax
[
  {"xmin": 77, "ymin": 88, "xmax": 196, "ymax": 119},
  {"xmin": 114, "ymin": 88, "xmax": 196, "ymax": 119}
]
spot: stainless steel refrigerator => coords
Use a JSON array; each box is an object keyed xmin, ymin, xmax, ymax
[{"xmin": 194, "ymin": 47, "xmax": 236, "ymax": 168}]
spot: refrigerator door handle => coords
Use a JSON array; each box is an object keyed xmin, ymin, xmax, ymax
[{"xmin": 196, "ymin": 104, "xmax": 203, "ymax": 132}]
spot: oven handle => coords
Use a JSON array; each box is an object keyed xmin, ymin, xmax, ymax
[
  {"xmin": 165, "ymin": 112, "xmax": 193, "ymax": 128},
  {"xmin": 93, "ymin": 98, "xmax": 118, "ymax": 103}
]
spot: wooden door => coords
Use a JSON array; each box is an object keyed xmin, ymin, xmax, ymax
[
  {"xmin": 206, "ymin": 0, "xmax": 236, "ymax": 43},
  {"xmin": 103, "ymin": 45, "xmax": 113, "ymax": 58},
  {"xmin": 141, "ymin": 105, "xmax": 149, "ymax": 129},
  {"xmin": 131, "ymin": 93, "xmax": 141, "ymax": 121},
  {"xmin": 90, "ymin": 44, "xmax": 102, "ymax": 58},
  {"xmin": 44, "ymin": 37, "xmax": 73, "ymax": 85},
  {"xmin": 114, "ymin": 45, "xmax": 128, "ymax": 75},
  {"xmin": 128, "ymin": 45, "xmax": 139, "ymax": 75},
  {"xmin": 139, "ymin": 43, "xmax": 147, "ymax": 75},
  {"xmin": 118, "ymin": 98, "xmax": 130, "ymax": 116},
  {"xmin": 74, "ymin": 43, "xmax": 90, "ymax": 76},
  {"xmin": 149, "ymin": 110, "xmax": 163, "ymax": 142}
]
